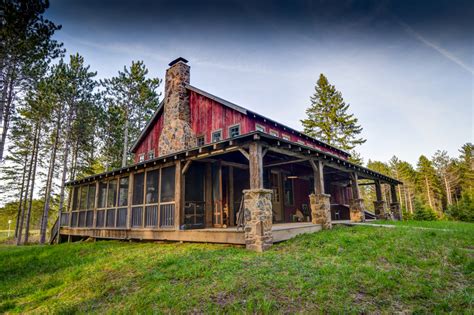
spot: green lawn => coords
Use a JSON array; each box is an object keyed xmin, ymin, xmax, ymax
[{"xmin": 1, "ymin": 222, "xmax": 473, "ymax": 313}]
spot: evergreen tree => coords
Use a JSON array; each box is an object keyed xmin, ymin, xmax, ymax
[
  {"xmin": 101, "ymin": 61, "xmax": 161, "ymax": 167},
  {"xmin": 0, "ymin": 0, "xmax": 63, "ymax": 160},
  {"xmin": 416, "ymin": 155, "xmax": 443, "ymax": 215},
  {"xmin": 301, "ymin": 74, "xmax": 366, "ymax": 151}
]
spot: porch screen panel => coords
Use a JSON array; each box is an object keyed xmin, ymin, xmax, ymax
[
  {"xmin": 184, "ymin": 165, "xmax": 205, "ymax": 226},
  {"xmin": 79, "ymin": 185, "xmax": 88, "ymax": 210},
  {"xmin": 160, "ymin": 166, "xmax": 175, "ymax": 202},
  {"xmin": 160, "ymin": 204, "xmax": 175, "ymax": 227},
  {"xmin": 107, "ymin": 180, "xmax": 117, "ymax": 208},
  {"xmin": 117, "ymin": 208, "xmax": 127, "ymax": 227},
  {"xmin": 96, "ymin": 210, "xmax": 105, "ymax": 227},
  {"xmin": 71, "ymin": 212, "xmax": 78, "ymax": 227},
  {"xmin": 86, "ymin": 210, "xmax": 94, "ymax": 227},
  {"xmin": 145, "ymin": 205, "xmax": 158, "ymax": 227},
  {"xmin": 78, "ymin": 210, "xmax": 86, "ymax": 227},
  {"xmin": 118, "ymin": 177, "xmax": 129, "ymax": 206},
  {"xmin": 146, "ymin": 170, "xmax": 159, "ymax": 203},
  {"xmin": 87, "ymin": 184, "xmax": 96, "ymax": 209},
  {"xmin": 132, "ymin": 173, "xmax": 144, "ymax": 227},
  {"xmin": 72, "ymin": 187, "xmax": 79, "ymax": 210},
  {"xmin": 98, "ymin": 181, "xmax": 107, "ymax": 208},
  {"xmin": 106, "ymin": 209, "xmax": 116, "ymax": 227}
]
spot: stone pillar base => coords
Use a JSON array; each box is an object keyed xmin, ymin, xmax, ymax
[
  {"xmin": 373, "ymin": 200, "xmax": 388, "ymax": 219},
  {"xmin": 350, "ymin": 198, "xmax": 365, "ymax": 222},
  {"xmin": 390, "ymin": 202, "xmax": 402, "ymax": 221},
  {"xmin": 309, "ymin": 193, "xmax": 332, "ymax": 229},
  {"xmin": 243, "ymin": 189, "xmax": 273, "ymax": 252}
]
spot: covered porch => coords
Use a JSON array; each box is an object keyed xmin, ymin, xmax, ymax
[{"xmin": 58, "ymin": 131, "xmax": 401, "ymax": 251}]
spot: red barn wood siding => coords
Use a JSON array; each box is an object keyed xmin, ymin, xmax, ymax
[
  {"xmin": 133, "ymin": 89, "xmax": 347, "ymax": 163},
  {"xmin": 133, "ymin": 114, "xmax": 164, "ymax": 163},
  {"xmin": 284, "ymin": 178, "xmax": 310, "ymax": 222}
]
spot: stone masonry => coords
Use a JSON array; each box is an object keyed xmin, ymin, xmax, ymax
[
  {"xmin": 243, "ymin": 189, "xmax": 273, "ymax": 252},
  {"xmin": 158, "ymin": 59, "xmax": 196, "ymax": 156},
  {"xmin": 390, "ymin": 202, "xmax": 402, "ymax": 221},
  {"xmin": 309, "ymin": 193, "xmax": 332, "ymax": 229},
  {"xmin": 373, "ymin": 200, "xmax": 389, "ymax": 220},
  {"xmin": 350, "ymin": 198, "xmax": 366, "ymax": 222}
]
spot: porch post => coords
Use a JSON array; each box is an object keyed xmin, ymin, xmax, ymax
[
  {"xmin": 373, "ymin": 180, "xmax": 388, "ymax": 219},
  {"xmin": 309, "ymin": 160, "xmax": 332, "ymax": 229},
  {"xmin": 390, "ymin": 184, "xmax": 402, "ymax": 221},
  {"xmin": 174, "ymin": 160, "xmax": 182, "ymax": 229},
  {"xmin": 243, "ymin": 142, "xmax": 273, "ymax": 252},
  {"xmin": 349, "ymin": 172, "xmax": 365, "ymax": 222}
]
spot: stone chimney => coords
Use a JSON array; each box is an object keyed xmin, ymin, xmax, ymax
[{"xmin": 158, "ymin": 57, "xmax": 196, "ymax": 156}]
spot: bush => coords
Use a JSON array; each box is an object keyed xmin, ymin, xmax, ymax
[
  {"xmin": 413, "ymin": 198, "xmax": 438, "ymax": 221},
  {"xmin": 446, "ymin": 192, "xmax": 474, "ymax": 222}
]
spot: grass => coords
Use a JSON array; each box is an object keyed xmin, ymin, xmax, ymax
[{"xmin": 0, "ymin": 222, "xmax": 473, "ymax": 313}]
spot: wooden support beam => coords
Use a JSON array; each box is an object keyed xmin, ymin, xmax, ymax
[
  {"xmin": 199, "ymin": 158, "xmax": 249, "ymax": 170},
  {"xmin": 390, "ymin": 184, "xmax": 398, "ymax": 203},
  {"xmin": 229, "ymin": 166, "xmax": 235, "ymax": 227},
  {"xmin": 239, "ymin": 148, "xmax": 250, "ymax": 160},
  {"xmin": 351, "ymin": 172, "xmax": 360, "ymax": 199},
  {"xmin": 182, "ymin": 160, "xmax": 192, "ymax": 175},
  {"xmin": 249, "ymin": 142, "xmax": 264, "ymax": 189},
  {"xmin": 262, "ymin": 148, "xmax": 268, "ymax": 158},
  {"xmin": 375, "ymin": 180, "xmax": 383, "ymax": 201},
  {"xmin": 205, "ymin": 163, "xmax": 213, "ymax": 227},
  {"xmin": 310, "ymin": 159, "xmax": 325, "ymax": 194},
  {"xmin": 174, "ymin": 161, "xmax": 182, "ymax": 229}
]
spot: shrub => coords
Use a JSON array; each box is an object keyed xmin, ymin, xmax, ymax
[
  {"xmin": 446, "ymin": 192, "xmax": 474, "ymax": 222},
  {"xmin": 413, "ymin": 198, "xmax": 438, "ymax": 221}
]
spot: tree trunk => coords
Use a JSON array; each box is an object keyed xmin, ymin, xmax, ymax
[
  {"xmin": 122, "ymin": 109, "xmax": 129, "ymax": 167},
  {"xmin": 444, "ymin": 175, "xmax": 452, "ymax": 206},
  {"xmin": 16, "ymin": 132, "xmax": 35, "ymax": 245},
  {"xmin": 14, "ymin": 157, "xmax": 28, "ymax": 238},
  {"xmin": 40, "ymin": 117, "xmax": 60, "ymax": 244},
  {"xmin": 24, "ymin": 123, "xmax": 41, "ymax": 244},
  {"xmin": 0, "ymin": 67, "xmax": 16, "ymax": 161},
  {"xmin": 425, "ymin": 176, "xmax": 434, "ymax": 210}
]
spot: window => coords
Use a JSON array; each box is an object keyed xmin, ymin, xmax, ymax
[
  {"xmin": 87, "ymin": 184, "xmax": 96, "ymax": 209},
  {"xmin": 132, "ymin": 173, "xmax": 145, "ymax": 205},
  {"xmin": 138, "ymin": 153, "xmax": 145, "ymax": 162},
  {"xmin": 284, "ymin": 177, "xmax": 294, "ymax": 206},
  {"xmin": 229, "ymin": 124, "xmax": 240, "ymax": 138},
  {"xmin": 148, "ymin": 150, "xmax": 155, "ymax": 160},
  {"xmin": 255, "ymin": 124, "xmax": 265, "ymax": 132},
  {"xmin": 297, "ymin": 140, "xmax": 305, "ymax": 145},
  {"xmin": 212, "ymin": 130, "xmax": 222, "ymax": 142},
  {"xmin": 98, "ymin": 181, "xmax": 107, "ymax": 208},
  {"xmin": 79, "ymin": 186, "xmax": 88, "ymax": 210},
  {"xmin": 270, "ymin": 129, "xmax": 279, "ymax": 137},
  {"xmin": 107, "ymin": 179, "xmax": 117, "ymax": 208},
  {"xmin": 282, "ymin": 134, "xmax": 291, "ymax": 141},
  {"xmin": 197, "ymin": 136, "xmax": 205, "ymax": 146}
]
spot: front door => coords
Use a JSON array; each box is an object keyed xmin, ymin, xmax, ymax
[{"xmin": 270, "ymin": 171, "xmax": 283, "ymax": 222}]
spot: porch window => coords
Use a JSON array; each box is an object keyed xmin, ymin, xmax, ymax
[
  {"xmin": 229, "ymin": 124, "xmax": 240, "ymax": 138},
  {"xmin": 145, "ymin": 169, "xmax": 159, "ymax": 227},
  {"xmin": 106, "ymin": 179, "xmax": 118, "ymax": 227},
  {"xmin": 197, "ymin": 135, "xmax": 205, "ymax": 146},
  {"xmin": 96, "ymin": 181, "xmax": 108, "ymax": 228},
  {"xmin": 212, "ymin": 130, "xmax": 222, "ymax": 142}
]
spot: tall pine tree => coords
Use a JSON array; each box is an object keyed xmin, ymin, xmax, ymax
[{"xmin": 301, "ymin": 74, "xmax": 366, "ymax": 152}]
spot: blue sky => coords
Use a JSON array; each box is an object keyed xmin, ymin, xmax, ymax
[{"xmin": 45, "ymin": 0, "xmax": 473, "ymax": 165}]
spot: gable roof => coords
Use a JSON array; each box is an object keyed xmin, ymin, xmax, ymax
[{"xmin": 130, "ymin": 85, "xmax": 350, "ymax": 158}]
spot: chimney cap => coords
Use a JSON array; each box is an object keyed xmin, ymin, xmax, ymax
[{"xmin": 168, "ymin": 57, "xmax": 188, "ymax": 67}]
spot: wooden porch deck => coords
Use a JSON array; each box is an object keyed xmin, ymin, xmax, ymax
[{"xmin": 59, "ymin": 223, "xmax": 322, "ymax": 245}]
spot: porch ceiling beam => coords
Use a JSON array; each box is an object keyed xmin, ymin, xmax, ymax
[
  {"xmin": 199, "ymin": 158, "xmax": 249, "ymax": 169},
  {"xmin": 263, "ymin": 158, "xmax": 309, "ymax": 168}
]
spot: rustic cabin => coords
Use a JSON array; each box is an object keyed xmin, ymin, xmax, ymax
[{"xmin": 53, "ymin": 57, "xmax": 402, "ymax": 251}]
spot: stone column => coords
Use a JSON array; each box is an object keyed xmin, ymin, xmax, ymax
[
  {"xmin": 390, "ymin": 184, "xmax": 402, "ymax": 221},
  {"xmin": 373, "ymin": 200, "xmax": 388, "ymax": 219},
  {"xmin": 309, "ymin": 193, "xmax": 332, "ymax": 229},
  {"xmin": 243, "ymin": 189, "xmax": 273, "ymax": 252},
  {"xmin": 350, "ymin": 198, "xmax": 365, "ymax": 222},
  {"xmin": 159, "ymin": 57, "xmax": 196, "ymax": 156}
]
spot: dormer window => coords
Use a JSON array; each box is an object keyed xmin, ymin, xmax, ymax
[
  {"xmin": 197, "ymin": 135, "xmax": 205, "ymax": 146},
  {"xmin": 256, "ymin": 124, "xmax": 266, "ymax": 133},
  {"xmin": 229, "ymin": 124, "xmax": 240, "ymax": 138},
  {"xmin": 212, "ymin": 130, "xmax": 222, "ymax": 142}
]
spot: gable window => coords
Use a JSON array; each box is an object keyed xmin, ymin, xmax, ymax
[
  {"xmin": 255, "ymin": 124, "xmax": 266, "ymax": 133},
  {"xmin": 148, "ymin": 150, "xmax": 155, "ymax": 160},
  {"xmin": 212, "ymin": 130, "xmax": 222, "ymax": 143},
  {"xmin": 282, "ymin": 134, "xmax": 291, "ymax": 141},
  {"xmin": 197, "ymin": 135, "xmax": 205, "ymax": 146},
  {"xmin": 229, "ymin": 124, "xmax": 240, "ymax": 138},
  {"xmin": 138, "ymin": 153, "xmax": 145, "ymax": 162},
  {"xmin": 270, "ymin": 129, "xmax": 279, "ymax": 137}
]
